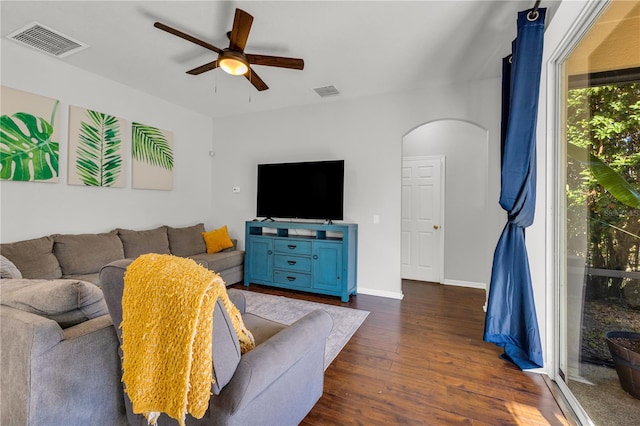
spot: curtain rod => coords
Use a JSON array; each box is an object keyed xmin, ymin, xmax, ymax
[
  {"xmin": 528, "ymin": 0, "xmax": 542, "ymax": 20},
  {"xmin": 532, "ymin": 0, "xmax": 541, "ymax": 13}
]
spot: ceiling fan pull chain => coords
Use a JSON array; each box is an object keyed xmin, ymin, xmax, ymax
[
  {"xmin": 214, "ymin": 60, "xmax": 218, "ymax": 94},
  {"xmin": 248, "ymin": 68, "xmax": 252, "ymax": 103}
]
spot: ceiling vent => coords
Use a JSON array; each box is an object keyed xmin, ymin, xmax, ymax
[
  {"xmin": 313, "ymin": 85, "xmax": 340, "ymax": 98},
  {"xmin": 7, "ymin": 22, "xmax": 88, "ymax": 58}
]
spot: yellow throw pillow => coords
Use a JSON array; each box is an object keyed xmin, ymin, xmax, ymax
[{"xmin": 202, "ymin": 226, "xmax": 234, "ymax": 254}]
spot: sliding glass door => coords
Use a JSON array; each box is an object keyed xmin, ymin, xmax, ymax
[{"xmin": 557, "ymin": 1, "xmax": 640, "ymax": 423}]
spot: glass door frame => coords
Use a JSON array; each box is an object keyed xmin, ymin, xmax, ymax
[{"xmin": 546, "ymin": 1, "xmax": 610, "ymax": 425}]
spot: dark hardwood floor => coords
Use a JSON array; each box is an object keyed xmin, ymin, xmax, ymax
[{"xmin": 229, "ymin": 280, "xmax": 570, "ymax": 426}]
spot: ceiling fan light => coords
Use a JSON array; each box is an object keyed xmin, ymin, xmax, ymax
[{"xmin": 219, "ymin": 52, "xmax": 248, "ymax": 75}]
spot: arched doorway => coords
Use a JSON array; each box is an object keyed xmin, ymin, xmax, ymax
[{"xmin": 401, "ymin": 119, "xmax": 490, "ymax": 288}]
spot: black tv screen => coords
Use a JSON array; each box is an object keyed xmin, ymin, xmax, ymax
[{"xmin": 257, "ymin": 160, "xmax": 344, "ymax": 221}]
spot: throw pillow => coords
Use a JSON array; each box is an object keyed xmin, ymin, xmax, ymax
[
  {"xmin": 0, "ymin": 236, "xmax": 62, "ymax": 279},
  {"xmin": 167, "ymin": 223, "xmax": 207, "ymax": 257},
  {"xmin": 53, "ymin": 231, "xmax": 125, "ymax": 275},
  {"xmin": 0, "ymin": 255, "xmax": 22, "ymax": 279},
  {"xmin": 202, "ymin": 226, "xmax": 234, "ymax": 254},
  {"xmin": 0, "ymin": 278, "xmax": 109, "ymax": 328},
  {"xmin": 117, "ymin": 226, "xmax": 170, "ymax": 258}
]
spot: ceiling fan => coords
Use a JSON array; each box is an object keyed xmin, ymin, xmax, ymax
[{"xmin": 154, "ymin": 8, "xmax": 304, "ymax": 91}]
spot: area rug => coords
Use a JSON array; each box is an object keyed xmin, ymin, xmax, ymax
[{"xmin": 237, "ymin": 290, "xmax": 369, "ymax": 369}]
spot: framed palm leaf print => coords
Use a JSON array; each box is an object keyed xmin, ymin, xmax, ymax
[
  {"xmin": 131, "ymin": 122, "xmax": 174, "ymax": 190},
  {"xmin": 68, "ymin": 105, "xmax": 126, "ymax": 187}
]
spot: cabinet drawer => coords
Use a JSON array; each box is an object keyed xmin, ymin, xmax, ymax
[
  {"xmin": 273, "ymin": 270, "xmax": 312, "ymax": 288},
  {"xmin": 274, "ymin": 255, "xmax": 311, "ymax": 272},
  {"xmin": 274, "ymin": 239, "xmax": 312, "ymax": 255}
]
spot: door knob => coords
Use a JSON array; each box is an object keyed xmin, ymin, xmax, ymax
[{"xmin": 433, "ymin": 225, "xmax": 440, "ymax": 230}]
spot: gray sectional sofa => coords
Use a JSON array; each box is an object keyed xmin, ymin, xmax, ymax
[
  {"xmin": 0, "ymin": 223, "xmax": 245, "ymax": 287},
  {"xmin": 0, "ymin": 223, "xmax": 332, "ymax": 425},
  {"xmin": 0, "ymin": 223, "xmax": 243, "ymax": 425}
]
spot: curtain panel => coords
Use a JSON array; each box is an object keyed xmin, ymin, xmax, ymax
[{"xmin": 483, "ymin": 7, "xmax": 546, "ymax": 370}]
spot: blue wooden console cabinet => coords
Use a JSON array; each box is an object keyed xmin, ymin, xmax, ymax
[{"xmin": 244, "ymin": 221, "xmax": 358, "ymax": 302}]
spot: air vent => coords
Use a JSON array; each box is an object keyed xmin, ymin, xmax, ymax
[
  {"xmin": 313, "ymin": 85, "xmax": 340, "ymax": 98},
  {"xmin": 7, "ymin": 22, "xmax": 88, "ymax": 58}
]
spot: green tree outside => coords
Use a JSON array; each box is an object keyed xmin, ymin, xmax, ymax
[{"xmin": 566, "ymin": 81, "xmax": 640, "ymax": 300}]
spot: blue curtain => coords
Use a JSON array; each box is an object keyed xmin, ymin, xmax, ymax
[{"xmin": 483, "ymin": 8, "xmax": 546, "ymax": 370}]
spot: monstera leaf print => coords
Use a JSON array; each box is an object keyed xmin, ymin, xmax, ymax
[
  {"xmin": 131, "ymin": 123, "xmax": 173, "ymax": 170},
  {"xmin": 75, "ymin": 109, "xmax": 123, "ymax": 186},
  {"xmin": 0, "ymin": 101, "xmax": 60, "ymax": 181}
]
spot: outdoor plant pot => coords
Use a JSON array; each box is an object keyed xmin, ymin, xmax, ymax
[{"xmin": 606, "ymin": 331, "xmax": 640, "ymax": 399}]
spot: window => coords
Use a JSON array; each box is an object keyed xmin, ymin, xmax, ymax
[{"xmin": 558, "ymin": 1, "xmax": 640, "ymax": 423}]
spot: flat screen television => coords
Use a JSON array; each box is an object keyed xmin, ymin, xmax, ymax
[{"xmin": 256, "ymin": 160, "xmax": 344, "ymax": 221}]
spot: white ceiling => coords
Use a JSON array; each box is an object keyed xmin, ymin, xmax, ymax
[{"xmin": 1, "ymin": 0, "xmax": 560, "ymax": 119}]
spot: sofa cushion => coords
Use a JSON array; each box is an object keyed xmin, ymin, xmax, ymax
[
  {"xmin": 62, "ymin": 272, "xmax": 101, "ymax": 287},
  {"xmin": 211, "ymin": 297, "xmax": 242, "ymax": 394},
  {"xmin": 0, "ymin": 278, "xmax": 108, "ymax": 328},
  {"xmin": 117, "ymin": 226, "xmax": 170, "ymax": 258},
  {"xmin": 0, "ymin": 236, "xmax": 62, "ymax": 279},
  {"xmin": 202, "ymin": 225, "xmax": 234, "ymax": 254},
  {"xmin": 53, "ymin": 231, "xmax": 124, "ymax": 276},
  {"xmin": 1, "ymin": 255, "xmax": 22, "ymax": 279},
  {"xmin": 167, "ymin": 223, "xmax": 206, "ymax": 257},
  {"xmin": 189, "ymin": 250, "xmax": 245, "ymax": 274},
  {"xmin": 242, "ymin": 313, "xmax": 287, "ymax": 346}
]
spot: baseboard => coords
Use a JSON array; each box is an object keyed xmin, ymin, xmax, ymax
[
  {"xmin": 443, "ymin": 279, "xmax": 486, "ymax": 290},
  {"xmin": 358, "ymin": 280, "xmax": 484, "ymax": 300},
  {"xmin": 357, "ymin": 287, "xmax": 404, "ymax": 300}
]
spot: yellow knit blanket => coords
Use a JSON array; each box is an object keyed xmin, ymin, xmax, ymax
[{"xmin": 121, "ymin": 253, "xmax": 254, "ymax": 426}]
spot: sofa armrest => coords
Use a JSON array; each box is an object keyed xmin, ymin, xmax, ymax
[
  {"xmin": 63, "ymin": 314, "xmax": 114, "ymax": 340},
  {"xmin": 1, "ymin": 306, "xmax": 64, "ymax": 424},
  {"xmin": 1, "ymin": 306, "xmax": 127, "ymax": 426},
  {"xmin": 1, "ymin": 306, "xmax": 64, "ymax": 356},
  {"xmin": 43, "ymin": 316, "xmax": 125, "ymax": 423},
  {"xmin": 218, "ymin": 309, "xmax": 333, "ymax": 413}
]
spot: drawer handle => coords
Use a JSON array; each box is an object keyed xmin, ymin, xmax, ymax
[
  {"xmin": 313, "ymin": 255, "xmax": 318, "ymax": 260},
  {"xmin": 287, "ymin": 245, "xmax": 297, "ymax": 249},
  {"xmin": 287, "ymin": 260, "xmax": 297, "ymax": 265},
  {"xmin": 267, "ymin": 250, "xmax": 273, "ymax": 255},
  {"xmin": 286, "ymin": 276, "xmax": 296, "ymax": 281}
]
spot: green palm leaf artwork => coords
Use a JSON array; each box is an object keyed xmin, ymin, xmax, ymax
[
  {"xmin": 75, "ymin": 109, "xmax": 123, "ymax": 186},
  {"xmin": 131, "ymin": 122, "xmax": 174, "ymax": 170},
  {"xmin": 0, "ymin": 100, "xmax": 60, "ymax": 181}
]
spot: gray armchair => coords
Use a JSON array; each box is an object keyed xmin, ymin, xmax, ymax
[{"xmin": 99, "ymin": 259, "xmax": 332, "ymax": 426}]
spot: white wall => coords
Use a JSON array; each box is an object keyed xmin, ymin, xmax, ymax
[
  {"xmin": 0, "ymin": 41, "xmax": 215, "ymax": 242},
  {"xmin": 403, "ymin": 120, "xmax": 493, "ymax": 288},
  {"xmin": 211, "ymin": 79, "xmax": 504, "ymax": 299},
  {"xmin": 1, "ymin": 35, "xmax": 505, "ymax": 304}
]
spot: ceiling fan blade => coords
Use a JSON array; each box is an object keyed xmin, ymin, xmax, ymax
[
  {"xmin": 154, "ymin": 22, "xmax": 222, "ymax": 54},
  {"xmin": 246, "ymin": 54, "xmax": 304, "ymax": 70},
  {"xmin": 229, "ymin": 8, "xmax": 253, "ymax": 52},
  {"xmin": 186, "ymin": 60, "xmax": 219, "ymax": 75},
  {"xmin": 245, "ymin": 67, "xmax": 269, "ymax": 91}
]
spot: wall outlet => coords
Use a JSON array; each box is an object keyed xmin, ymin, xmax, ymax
[
  {"xmin": 373, "ymin": 215, "xmax": 380, "ymax": 224},
  {"xmin": 232, "ymin": 186, "xmax": 240, "ymax": 193}
]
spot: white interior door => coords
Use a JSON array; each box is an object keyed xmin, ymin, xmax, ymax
[{"xmin": 401, "ymin": 156, "xmax": 444, "ymax": 282}]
